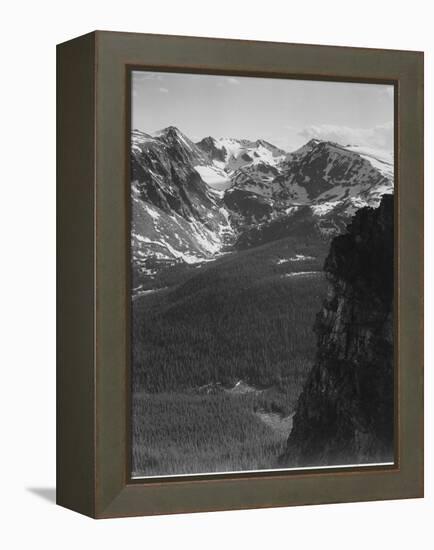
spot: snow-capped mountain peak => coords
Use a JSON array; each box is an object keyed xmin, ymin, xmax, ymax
[
  {"xmin": 196, "ymin": 135, "xmax": 286, "ymax": 173},
  {"xmin": 153, "ymin": 125, "xmax": 185, "ymax": 138},
  {"xmin": 131, "ymin": 127, "xmax": 394, "ymax": 292}
]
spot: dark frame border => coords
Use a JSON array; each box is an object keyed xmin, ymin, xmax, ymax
[{"xmin": 57, "ymin": 31, "xmax": 423, "ymax": 518}]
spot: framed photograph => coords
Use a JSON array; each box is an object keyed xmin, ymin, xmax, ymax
[{"xmin": 57, "ymin": 31, "xmax": 423, "ymax": 518}]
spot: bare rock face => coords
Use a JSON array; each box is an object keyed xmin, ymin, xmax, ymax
[{"xmin": 283, "ymin": 194, "xmax": 394, "ymax": 467}]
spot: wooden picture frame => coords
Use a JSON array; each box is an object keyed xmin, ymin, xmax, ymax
[{"xmin": 57, "ymin": 30, "xmax": 424, "ymax": 518}]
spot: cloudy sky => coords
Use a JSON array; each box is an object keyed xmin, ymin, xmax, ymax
[{"xmin": 132, "ymin": 71, "xmax": 394, "ymax": 154}]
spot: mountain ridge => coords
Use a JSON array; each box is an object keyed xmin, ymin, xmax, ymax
[{"xmin": 131, "ymin": 126, "xmax": 394, "ymax": 293}]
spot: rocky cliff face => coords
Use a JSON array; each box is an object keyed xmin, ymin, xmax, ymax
[{"xmin": 283, "ymin": 194, "xmax": 394, "ymax": 467}]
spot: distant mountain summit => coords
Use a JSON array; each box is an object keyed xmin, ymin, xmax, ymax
[
  {"xmin": 196, "ymin": 136, "xmax": 286, "ymax": 173},
  {"xmin": 277, "ymin": 140, "xmax": 392, "ymax": 201},
  {"xmin": 226, "ymin": 138, "xmax": 392, "ymax": 239}
]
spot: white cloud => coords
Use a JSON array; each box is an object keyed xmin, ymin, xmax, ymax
[
  {"xmin": 158, "ymin": 87, "xmax": 169, "ymax": 93},
  {"xmin": 298, "ymin": 122, "xmax": 393, "ymax": 151}
]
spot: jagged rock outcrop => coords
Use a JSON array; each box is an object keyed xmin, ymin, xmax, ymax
[{"xmin": 283, "ymin": 194, "xmax": 394, "ymax": 467}]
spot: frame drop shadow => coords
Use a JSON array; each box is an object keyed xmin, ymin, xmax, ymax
[{"xmin": 27, "ymin": 487, "xmax": 56, "ymax": 504}]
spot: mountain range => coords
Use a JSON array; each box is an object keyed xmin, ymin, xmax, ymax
[{"xmin": 131, "ymin": 126, "xmax": 393, "ymax": 293}]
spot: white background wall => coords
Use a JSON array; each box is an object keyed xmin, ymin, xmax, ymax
[{"xmin": 1, "ymin": 0, "xmax": 432, "ymax": 547}]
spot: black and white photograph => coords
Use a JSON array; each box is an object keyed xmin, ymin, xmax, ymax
[{"xmin": 130, "ymin": 70, "xmax": 395, "ymax": 478}]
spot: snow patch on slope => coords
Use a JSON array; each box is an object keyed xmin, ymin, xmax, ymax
[
  {"xmin": 194, "ymin": 165, "xmax": 231, "ymax": 190},
  {"xmin": 277, "ymin": 254, "xmax": 315, "ymax": 264},
  {"xmin": 311, "ymin": 201, "xmax": 341, "ymax": 216},
  {"xmin": 345, "ymin": 146, "xmax": 394, "ymax": 178}
]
